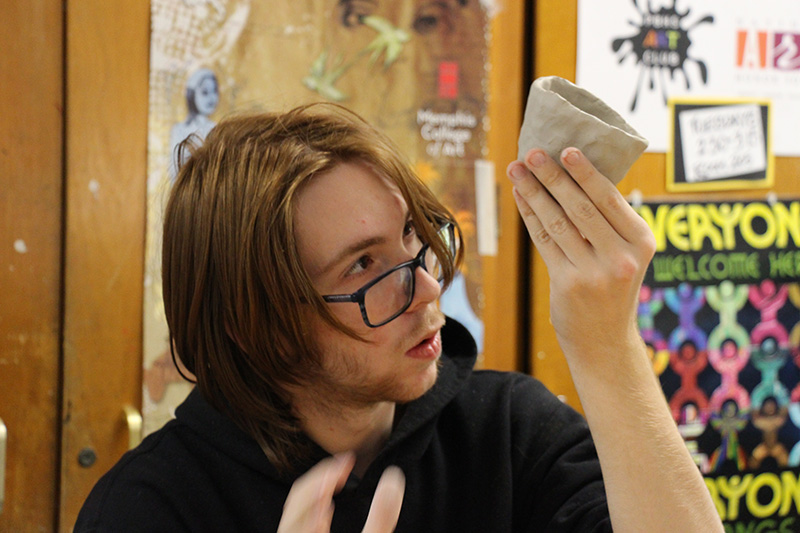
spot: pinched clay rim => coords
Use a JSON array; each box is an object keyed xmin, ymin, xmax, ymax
[
  {"xmin": 518, "ymin": 76, "xmax": 648, "ymax": 183},
  {"xmin": 539, "ymin": 76, "xmax": 646, "ymax": 141}
]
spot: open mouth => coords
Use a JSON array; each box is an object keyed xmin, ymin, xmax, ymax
[{"xmin": 406, "ymin": 330, "xmax": 442, "ymax": 360}]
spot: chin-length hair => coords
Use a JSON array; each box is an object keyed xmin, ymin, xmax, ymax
[{"xmin": 162, "ymin": 102, "xmax": 462, "ymax": 473}]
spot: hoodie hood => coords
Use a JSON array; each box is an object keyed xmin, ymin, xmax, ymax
[{"xmin": 174, "ymin": 316, "xmax": 478, "ymax": 485}]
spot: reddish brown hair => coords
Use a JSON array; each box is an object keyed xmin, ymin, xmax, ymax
[{"xmin": 162, "ymin": 103, "xmax": 461, "ymax": 471}]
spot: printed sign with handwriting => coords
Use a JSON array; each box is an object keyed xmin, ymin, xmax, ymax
[
  {"xmin": 667, "ymin": 98, "xmax": 773, "ymax": 192},
  {"xmin": 680, "ymin": 104, "xmax": 765, "ymax": 182}
]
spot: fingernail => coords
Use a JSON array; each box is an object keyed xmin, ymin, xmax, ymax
[
  {"xmin": 563, "ymin": 148, "xmax": 580, "ymax": 165},
  {"xmin": 508, "ymin": 164, "xmax": 525, "ymax": 181},
  {"xmin": 527, "ymin": 151, "xmax": 546, "ymax": 167},
  {"xmin": 378, "ymin": 466, "xmax": 406, "ymax": 496},
  {"xmin": 382, "ymin": 466, "xmax": 405, "ymax": 484}
]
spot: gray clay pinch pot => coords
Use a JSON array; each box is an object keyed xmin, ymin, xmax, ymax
[{"xmin": 518, "ymin": 76, "xmax": 648, "ymax": 184}]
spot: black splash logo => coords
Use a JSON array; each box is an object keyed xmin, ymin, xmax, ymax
[{"xmin": 612, "ymin": 0, "xmax": 714, "ymax": 111}]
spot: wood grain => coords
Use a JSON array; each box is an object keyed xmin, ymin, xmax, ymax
[
  {"xmin": 0, "ymin": 1, "xmax": 63, "ymax": 529},
  {"xmin": 60, "ymin": 1, "xmax": 149, "ymax": 529},
  {"xmin": 482, "ymin": 0, "xmax": 527, "ymax": 371}
]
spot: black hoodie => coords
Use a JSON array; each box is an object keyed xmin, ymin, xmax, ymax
[{"xmin": 76, "ymin": 318, "xmax": 611, "ymax": 532}]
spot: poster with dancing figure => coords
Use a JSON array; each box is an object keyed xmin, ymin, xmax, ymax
[
  {"xmin": 144, "ymin": 0, "xmax": 492, "ymax": 435},
  {"xmin": 636, "ymin": 198, "xmax": 800, "ymax": 530}
]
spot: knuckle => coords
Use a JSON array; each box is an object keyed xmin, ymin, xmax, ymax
[
  {"xmin": 547, "ymin": 216, "xmax": 569, "ymax": 236},
  {"xmin": 640, "ymin": 230, "xmax": 657, "ymax": 260},
  {"xmin": 518, "ymin": 180, "xmax": 547, "ymax": 201},
  {"xmin": 533, "ymin": 227, "xmax": 551, "ymax": 244},
  {"xmin": 609, "ymin": 251, "xmax": 648, "ymax": 286},
  {"xmin": 573, "ymin": 199, "xmax": 596, "ymax": 221},
  {"xmin": 626, "ymin": 217, "xmax": 657, "ymax": 259},
  {"xmin": 603, "ymin": 191, "xmax": 627, "ymax": 213},
  {"xmin": 516, "ymin": 198, "xmax": 535, "ymax": 218},
  {"xmin": 615, "ymin": 255, "xmax": 640, "ymax": 281},
  {"xmin": 537, "ymin": 168, "xmax": 562, "ymax": 187}
]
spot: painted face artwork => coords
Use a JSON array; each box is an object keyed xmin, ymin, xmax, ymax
[{"xmin": 194, "ymin": 76, "xmax": 219, "ymax": 116}]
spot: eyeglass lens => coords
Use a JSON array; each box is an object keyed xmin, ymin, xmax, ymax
[
  {"xmin": 363, "ymin": 267, "xmax": 415, "ymax": 326},
  {"xmin": 362, "ymin": 235, "xmax": 447, "ymax": 326}
]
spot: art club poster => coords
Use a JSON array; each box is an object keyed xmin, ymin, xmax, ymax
[
  {"xmin": 143, "ymin": 0, "xmax": 493, "ymax": 434},
  {"xmin": 636, "ymin": 198, "xmax": 800, "ymax": 530},
  {"xmin": 577, "ymin": 0, "xmax": 800, "ymax": 156}
]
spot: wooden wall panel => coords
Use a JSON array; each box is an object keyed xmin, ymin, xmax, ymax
[
  {"xmin": 482, "ymin": 0, "xmax": 527, "ymax": 371},
  {"xmin": 531, "ymin": 0, "xmax": 800, "ymax": 412},
  {"xmin": 530, "ymin": 0, "xmax": 581, "ymax": 407},
  {"xmin": 60, "ymin": 1, "xmax": 149, "ymax": 530},
  {"xmin": 0, "ymin": 1, "xmax": 64, "ymax": 530}
]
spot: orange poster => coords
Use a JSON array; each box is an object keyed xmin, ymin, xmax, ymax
[{"xmin": 144, "ymin": 0, "xmax": 491, "ymax": 433}]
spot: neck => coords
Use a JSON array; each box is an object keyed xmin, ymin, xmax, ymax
[{"xmin": 294, "ymin": 397, "xmax": 396, "ymax": 478}]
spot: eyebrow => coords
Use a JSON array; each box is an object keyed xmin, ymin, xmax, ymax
[
  {"xmin": 319, "ymin": 211, "xmax": 412, "ymax": 277},
  {"xmin": 319, "ymin": 235, "xmax": 387, "ymax": 277}
]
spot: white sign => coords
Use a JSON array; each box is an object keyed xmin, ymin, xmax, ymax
[
  {"xmin": 577, "ymin": 0, "xmax": 800, "ymax": 156},
  {"xmin": 679, "ymin": 104, "xmax": 766, "ymax": 182}
]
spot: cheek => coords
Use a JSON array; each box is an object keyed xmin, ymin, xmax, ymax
[
  {"xmin": 309, "ymin": 308, "xmax": 403, "ymax": 364},
  {"xmin": 306, "ymin": 306, "xmax": 370, "ymax": 348},
  {"xmin": 317, "ymin": 298, "xmax": 376, "ymax": 337}
]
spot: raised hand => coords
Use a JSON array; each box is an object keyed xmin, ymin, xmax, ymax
[
  {"xmin": 507, "ymin": 147, "xmax": 656, "ymax": 360},
  {"xmin": 278, "ymin": 454, "xmax": 405, "ymax": 533},
  {"xmin": 507, "ymin": 148, "xmax": 723, "ymax": 532}
]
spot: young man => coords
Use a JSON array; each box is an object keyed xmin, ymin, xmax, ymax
[{"xmin": 76, "ymin": 104, "xmax": 722, "ymax": 531}]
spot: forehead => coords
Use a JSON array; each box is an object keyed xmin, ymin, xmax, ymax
[{"xmin": 293, "ymin": 161, "xmax": 408, "ymax": 277}]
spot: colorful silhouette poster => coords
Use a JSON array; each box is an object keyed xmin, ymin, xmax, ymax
[{"xmin": 636, "ymin": 198, "xmax": 800, "ymax": 530}]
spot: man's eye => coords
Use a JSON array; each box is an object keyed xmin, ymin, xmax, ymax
[
  {"xmin": 347, "ymin": 255, "xmax": 374, "ymax": 276},
  {"xmin": 403, "ymin": 220, "xmax": 416, "ymax": 238}
]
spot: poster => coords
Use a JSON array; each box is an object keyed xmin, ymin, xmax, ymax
[
  {"xmin": 667, "ymin": 97, "xmax": 774, "ymax": 192},
  {"xmin": 636, "ymin": 198, "xmax": 800, "ymax": 530},
  {"xmin": 577, "ymin": 0, "xmax": 800, "ymax": 155},
  {"xmin": 143, "ymin": 1, "xmax": 493, "ymax": 434}
]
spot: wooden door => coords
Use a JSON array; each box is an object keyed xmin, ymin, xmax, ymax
[
  {"xmin": 2, "ymin": 1, "xmax": 526, "ymax": 528},
  {"xmin": 59, "ymin": 0, "xmax": 150, "ymax": 530},
  {"xmin": 2, "ymin": 1, "xmax": 149, "ymax": 530},
  {"xmin": 530, "ymin": 0, "xmax": 800, "ymax": 412},
  {"xmin": 0, "ymin": 1, "xmax": 64, "ymax": 530}
]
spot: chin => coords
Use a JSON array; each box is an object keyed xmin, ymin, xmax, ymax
[{"xmin": 397, "ymin": 356, "xmax": 441, "ymax": 403}]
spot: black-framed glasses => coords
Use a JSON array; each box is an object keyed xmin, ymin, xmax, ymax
[{"xmin": 322, "ymin": 223, "xmax": 456, "ymax": 328}]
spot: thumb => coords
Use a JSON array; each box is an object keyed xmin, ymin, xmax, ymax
[{"xmin": 362, "ymin": 466, "xmax": 406, "ymax": 533}]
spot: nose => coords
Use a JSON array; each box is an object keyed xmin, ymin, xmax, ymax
[{"xmin": 408, "ymin": 262, "xmax": 441, "ymax": 311}]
